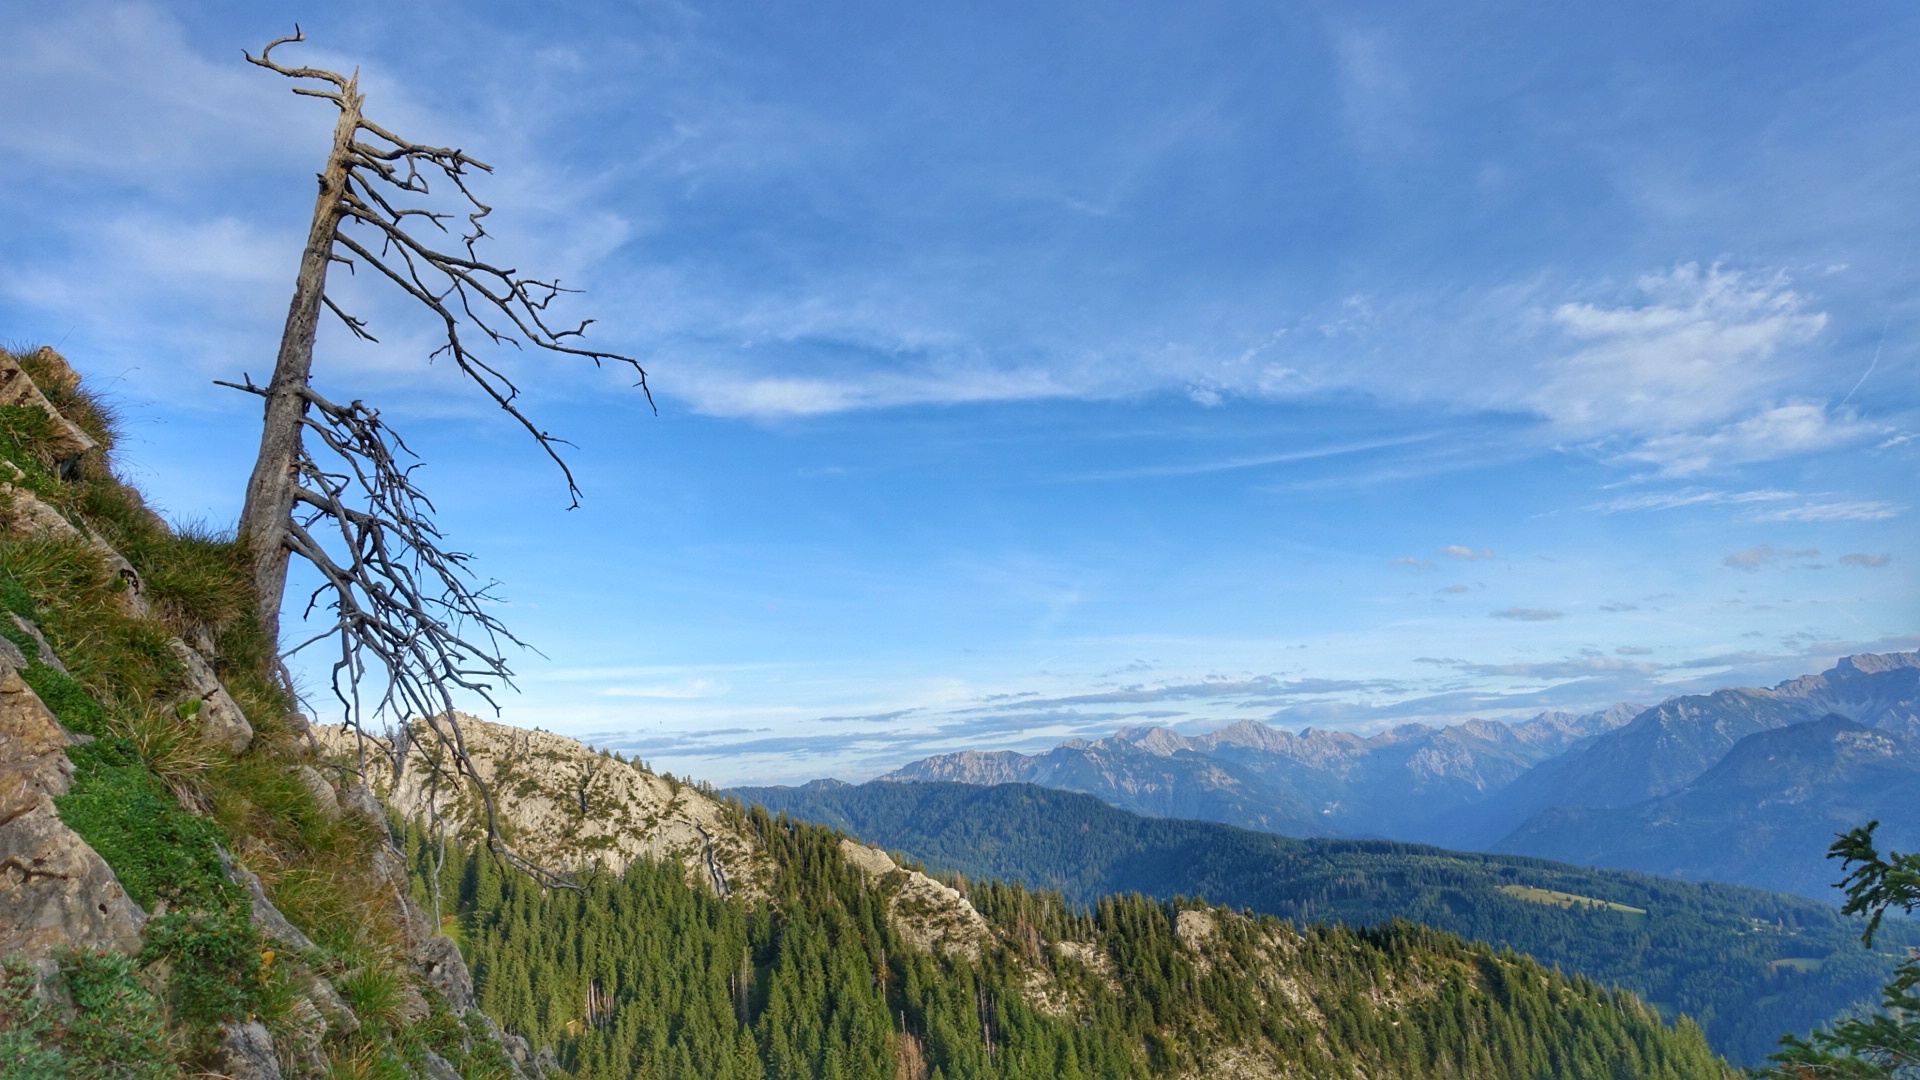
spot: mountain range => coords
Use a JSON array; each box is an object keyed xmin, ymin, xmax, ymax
[{"xmin": 878, "ymin": 652, "xmax": 1920, "ymax": 900}]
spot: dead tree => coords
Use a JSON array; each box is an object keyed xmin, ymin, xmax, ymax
[{"xmin": 227, "ymin": 29, "xmax": 647, "ymax": 885}]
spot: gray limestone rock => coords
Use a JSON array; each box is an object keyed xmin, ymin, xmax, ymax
[
  {"xmin": 6, "ymin": 614, "xmax": 66, "ymax": 673},
  {"xmin": 422, "ymin": 1051, "xmax": 464, "ymax": 1080},
  {"xmin": 222, "ymin": 852, "xmax": 317, "ymax": 952},
  {"xmin": 0, "ymin": 633, "xmax": 26, "ymax": 672},
  {"xmin": 298, "ymin": 765, "xmax": 340, "ymax": 820},
  {"xmin": 342, "ymin": 781, "xmax": 385, "ymax": 827},
  {"xmin": 0, "ymin": 484, "xmax": 147, "ymax": 617},
  {"xmin": 0, "ymin": 351, "xmax": 96, "ymax": 464},
  {"xmin": 417, "ymin": 934, "xmax": 476, "ymax": 1013},
  {"xmin": 168, "ymin": 638, "xmax": 253, "ymax": 755},
  {"xmin": 210, "ymin": 1021, "xmax": 284, "ymax": 1080},
  {"xmin": 302, "ymin": 968, "xmax": 359, "ymax": 1036},
  {"xmin": 0, "ymin": 669, "xmax": 145, "ymax": 960}
]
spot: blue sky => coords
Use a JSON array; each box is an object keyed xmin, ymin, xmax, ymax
[{"xmin": 2, "ymin": 0, "xmax": 1915, "ymax": 783}]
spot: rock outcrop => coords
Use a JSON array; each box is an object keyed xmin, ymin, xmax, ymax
[
  {"xmin": 0, "ymin": 482, "xmax": 148, "ymax": 618},
  {"xmin": 318, "ymin": 714, "xmax": 770, "ymax": 897},
  {"xmin": 0, "ymin": 658, "xmax": 146, "ymax": 964},
  {"xmin": 169, "ymin": 637, "xmax": 255, "ymax": 754},
  {"xmin": 0, "ymin": 349, "xmax": 96, "ymax": 465},
  {"xmin": 839, "ymin": 838, "xmax": 992, "ymax": 960}
]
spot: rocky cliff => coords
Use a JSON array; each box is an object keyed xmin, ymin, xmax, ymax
[{"xmin": 0, "ymin": 346, "xmax": 535, "ymax": 1079}]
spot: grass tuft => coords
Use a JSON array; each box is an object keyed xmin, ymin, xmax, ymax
[{"xmin": 54, "ymin": 737, "xmax": 236, "ymax": 912}]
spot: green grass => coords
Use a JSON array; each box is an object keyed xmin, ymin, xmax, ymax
[
  {"xmin": 1497, "ymin": 880, "xmax": 1651, "ymax": 930},
  {"xmin": 0, "ymin": 951, "xmax": 174, "ymax": 1080},
  {"xmin": 53, "ymin": 737, "xmax": 237, "ymax": 912},
  {"xmin": 1769, "ymin": 957, "xmax": 1824, "ymax": 974}
]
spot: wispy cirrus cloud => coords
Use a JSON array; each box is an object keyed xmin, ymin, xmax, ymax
[
  {"xmin": 1750, "ymin": 500, "xmax": 1901, "ymax": 523},
  {"xmin": 1620, "ymin": 402, "xmax": 1880, "ymax": 477},
  {"xmin": 1588, "ymin": 488, "xmax": 1796, "ymax": 513},
  {"xmin": 1587, "ymin": 486, "xmax": 1900, "ymax": 522}
]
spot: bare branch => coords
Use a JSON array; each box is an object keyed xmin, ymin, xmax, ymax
[{"xmin": 237, "ymin": 29, "xmax": 652, "ymax": 890}]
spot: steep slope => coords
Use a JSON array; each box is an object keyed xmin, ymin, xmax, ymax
[
  {"xmin": 733, "ymin": 778, "xmax": 1917, "ymax": 1066},
  {"xmin": 0, "ymin": 346, "xmax": 536, "ymax": 1079},
  {"xmin": 1495, "ymin": 716, "xmax": 1920, "ymax": 898}
]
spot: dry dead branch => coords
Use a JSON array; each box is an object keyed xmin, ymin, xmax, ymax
[{"xmin": 231, "ymin": 28, "xmax": 647, "ymax": 887}]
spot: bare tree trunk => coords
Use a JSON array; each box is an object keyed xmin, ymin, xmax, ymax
[{"xmin": 241, "ymin": 76, "xmax": 364, "ymax": 640}]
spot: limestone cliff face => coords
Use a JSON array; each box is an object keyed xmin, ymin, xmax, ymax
[
  {"xmin": 321, "ymin": 714, "xmax": 772, "ymax": 899},
  {"xmin": 838, "ymin": 838, "xmax": 991, "ymax": 961},
  {"xmin": 329, "ymin": 714, "xmax": 1005, "ymax": 967},
  {"xmin": 0, "ymin": 657, "xmax": 145, "ymax": 964}
]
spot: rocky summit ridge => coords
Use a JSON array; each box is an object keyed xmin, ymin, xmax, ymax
[{"xmin": 326, "ymin": 713, "xmax": 1002, "ymax": 964}]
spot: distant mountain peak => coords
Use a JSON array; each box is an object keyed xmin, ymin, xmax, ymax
[{"xmin": 1834, "ymin": 649, "xmax": 1920, "ymax": 676}]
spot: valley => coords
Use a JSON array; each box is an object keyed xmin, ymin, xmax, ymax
[{"xmin": 733, "ymin": 776, "xmax": 1915, "ymax": 1066}]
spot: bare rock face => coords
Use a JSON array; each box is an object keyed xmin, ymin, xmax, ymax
[
  {"xmin": 316, "ymin": 714, "xmax": 770, "ymax": 898},
  {"xmin": 839, "ymin": 839, "xmax": 991, "ymax": 961},
  {"xmin": 167, "ymin": 638, "xmax": 253, "ymax": 754},
  {"xmin": 0, "ymin": 665, "xmax": 146, "ymax": 961},
  {"xmin": 418, "ymin": 933, "xmax": 476, "ymax": 1013},
  {"xmin": 225, "ymin": 854, "xmax": 317, "ymax": 953},
  {"xmin": 297, "ymin": 765, "xmax": 340, "ymax": 820},
  {"xmin": 6, "ymin": 614, "xmax": 67, "ymax": 673},
  {"xmin": 210, "ymin": 1020, "xmax": 284, "ymax": 1080},
  {"xmin": 0, "ymin": 483, "xmax": 80, "ymax": 541},
  {"xmin": 0, "ymin": 633, "xmax": 25, "ymax": 672}
]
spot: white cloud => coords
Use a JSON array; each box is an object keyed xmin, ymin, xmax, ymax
[
  {"xmin": 1441, "ymin": 545, "xmax": 1496, "ymax": 560},
  {"xmin": 601, "ymin": 679, "xmax": 728, "ymax": 699},
  {"xmin": 0, "ymin": 5, "xmax": 321, "ymax": 183},
  {"xmin": 1619, "ymin": 402, "xmax": 1878, "ymax": 476},
  {"xmin": 1489, "ymin": 607, "xmax": 1563, "ymax": 621},
  {"xmin": 667, "ymin": 365, "xmax": 1071, "ymax": 418},
  {"xmin": 1839, "ymin": 553, "xmax": 1892, "ymax": 568},
  {"xmin": 1531, "ymin": 264, "xmax": 1827, "ymax": 438},
  {"xmin": 1588, "ymin": 487, "xmax": 1796, "ymax": 513},
  {"xmin": 1750, "ymin": 500, "xmax": 1902, "ymax": 523}
]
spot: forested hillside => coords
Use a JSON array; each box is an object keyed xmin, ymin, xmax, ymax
[
  {"xmin": 733, "ymin": 778, "xmax": 1916, "ymax": 1065},
  {"xmin": 403, "ymin": 810, "xmax": 1733, "ymax": 1080}
]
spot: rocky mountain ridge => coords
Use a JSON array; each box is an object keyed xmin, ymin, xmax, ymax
[
  {"xmin": 328, "ymin": 712, "xmax": 1003, "ymax": 966},
  {"xmin": 883, "ymin": 701, "xmax": 1643, "ymax": 841},
  {"xmin": 878, "ymin": 652, "xmax": 1920, "ymax": 898}
]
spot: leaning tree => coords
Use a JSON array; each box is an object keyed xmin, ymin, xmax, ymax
[{"xmin": 229, "ymin": 29, "xmax": 647, "ymax": 881}]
